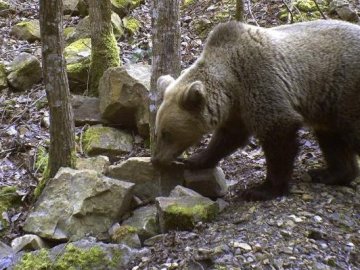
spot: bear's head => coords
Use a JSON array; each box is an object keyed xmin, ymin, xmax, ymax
[{"xmin": 151, "ymin": 74, "xmax": 209, "ymax": 167}]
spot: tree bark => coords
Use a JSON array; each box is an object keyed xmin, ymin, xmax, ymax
[
  {"xmin": 88, "ymin": 0, "xmax": 120, "ymax": 96},
  {"xmin": 150, "ymin": 0, "xmax": 181, "ymax": 155},
  {"xmin": 235, "ymin": 0, "xmax": 245, "ymax": 21},
  {"xmin": 39, "ymin": 0, "xmax": 75, "ymax": 178}
]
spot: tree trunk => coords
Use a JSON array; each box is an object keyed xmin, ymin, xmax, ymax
[
  {"xmin": 88, "ymin": 0, "xmax": 120, "ymax": 96},
  {"xmin": 235, "ymin": 0, "xmax": 245, "ymax": 21},
  {"xmin": 150, "ymin": 0, "xmax": 181, "ymax": 155},
  {"xmin": 39, "ymin": 0, "xmax": 75, "ymax": 179}
]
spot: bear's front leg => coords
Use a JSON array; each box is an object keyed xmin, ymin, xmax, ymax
[
  {"xmin": 185, "ymin": 126, "xmax": 249, "ymax": 170},
  {"xmin": 242, "ymin": 127, "xmax": 299, "ymax": 201}
]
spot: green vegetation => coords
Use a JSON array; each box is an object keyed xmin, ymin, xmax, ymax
[{"xmin": 14, "ymin": 244, "xmax": 117, "ymax": 270}]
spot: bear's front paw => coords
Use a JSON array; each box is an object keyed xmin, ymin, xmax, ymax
[
  {"xmin": 242, "ymin": 181, "xmax": 288, "ymax": 201},
  {"xmin": 184, "ymin": 154, "xmax": 217, "ymax": 170}
]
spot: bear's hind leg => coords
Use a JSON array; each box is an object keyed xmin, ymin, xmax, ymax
[
  {"xmin": 243, "ymin": 126, "xmax": 299, "ymax": 201},
  {"xmin": 309, "ymin": 130, "xmax": 358, "ymax": 185}
]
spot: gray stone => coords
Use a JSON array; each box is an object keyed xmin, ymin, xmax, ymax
[
  {"xmin": 156, "ymin": 196, "xmax": 219, "ymax": 232},
  {"xmin": 184, "ymin": 167, "xmax": 228, "ymax": 198},
  {"xmin": 82, "ymin": 125, "xmax": 133, "ymax": 159},
  {"xmin": 7, "ymin": 53, "xmax": 42, "ymax": 91},
  {"xmin": 76, "ymin": 155, "xmax": 110, "ymax": 174},
  {"xmin": 71, "ymin": 95, "xmax": 102, "ymax": 126},
  {"xmin": 63, "ymin": 0, "xmax": 80, "ymax": 15},
  {"xmin": 99, "ymin": 63, "xmax": 151, "ymax": 137},
  {"xmin": 122, "ymin": 205, "xmax": 160, "ymax": 242},
  {"xmin": 10, "ymin": 20, "xmax": 40, "ymax": 42},
  {"xmin": 108, "ymin": 157, "xmax": 160, "ymax": 202},
  {"xmin": 11, "ymin": 234, "xmax": 48, "ymax": 253},
  {"xmin": 64, "ymin": 38, "xmax": 91, "ymax": 93},
  {"xmin": 169, "ymin": 185, "xmax": 203, "ymax": 197},
  {"xmin": 23, "ymin": 168, "xmax": 134, "ymax": 241}
]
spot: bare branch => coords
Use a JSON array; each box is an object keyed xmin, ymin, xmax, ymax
[{"xmin": 312, "ymin": 0, "xmax": 327, "ymax": 19}]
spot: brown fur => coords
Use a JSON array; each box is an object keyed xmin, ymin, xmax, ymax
[{"xmin": 152, "ymin": 20, "xmax": 360, "ymax": 200}]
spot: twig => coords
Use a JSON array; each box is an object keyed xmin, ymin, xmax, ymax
[
  {"xmin": 282, "ymin": 0, "xmax": 294, "ymax": 23},
  {"xmin": 246, "ymin": 0, "xmax": 259, "ymax": 26},
  {"xmin": 312, "ymin": 0, "xmax": 327, "ymax": 19}
]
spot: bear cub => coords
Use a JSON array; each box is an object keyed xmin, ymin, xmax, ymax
[{"xmin": 152, "ymin": 20, "xmax": 360, "ymax": 201}]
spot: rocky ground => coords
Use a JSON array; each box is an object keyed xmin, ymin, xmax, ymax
[{"xmin": 1, "ymin": 0, "xmax": 360, "ymax": 269}]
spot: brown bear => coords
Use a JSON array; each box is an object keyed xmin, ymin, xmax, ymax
[{"xmin": 151, "ymin": 20, "xmax": 360, "ymax": 201}]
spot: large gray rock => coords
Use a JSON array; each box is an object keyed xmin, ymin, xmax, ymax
[
  {"xmin": 64, "ymin": 38, "xmax": 91, "ymax": 93},
  {"xmin": 122, "ymin": 205, "xmax": 160, "ymax": 242},
  {"xmin": 71, "ymin": 95, "xmax": 102, "ymax": 125},
  {"xmin": 75, "ymin": 155, "xmax": 110, "ymax": 174},
  {"xmin": 10, "ymin": 20, "xmax": 41, "ymax": 42},
  {"xmin": 99, "ymin": 64, "xmax": 151, "ymax": 137},
  {"xmin": 7, "ymin": 53, "xmax": 42, "ymax": 91},
  {"xmin": 82, "ymin": 125, "xmax": 133, "ymax": 159},
  {"xmin": 329, "ymin": 0, "xmax": 359, "ymax": 22},
  {"xmin": 108, "ymin": 157, "xmax": 160, "ymax": 202},
  {"xmin": 8, "ymin": 238, "xmax": 146, "ymax": 270},
  {"xmin": 23, "ymin": 168, "xmax": 135, "ymax": 241},
  {"xmin": 0, "ymin": 62, "xmax": 7, "ymax": 90},
  {"xmin": 184, "ymin": 167, "xmax": 228, "ymax": 198},
  {"xmin": 156, "ymin": 196, "xmax": 219, "ymax": 233}
]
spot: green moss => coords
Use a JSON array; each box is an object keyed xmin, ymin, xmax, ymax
[
  {"xmin": 0, "ymin": 0, "xmax": 10, "ymax": 10},
  {"xmin": 111, "ymin": 225, "xmax": 138, "ymax": 242},
  {"xmin": 14, "ymin": 249, "xmax": 52, "ymax": 270},
  {"xmin": 64, "ymin": 38, "xmax": 91, "ymax": 60},
  {"xmin": 35, "ymin": 146, "xmax": 49, "ymax": 174},
  {"xmin": 0, "ymin": 186, "xmax": 21, "ymax": 231},
  {"xmin": 182, "ymin": 0, "xmax": 196, "ymax": 8},
  {"xmin": 167, "ymin": 204, "xmax": 216, "ymax": 220},
  {"xmin": 89, "ymin": 31, "xmax": 120, "ymax": 96},
  {"xmin": 82, "ymin": 126, "xmax": 103, "ymax": 154},
  {"xmin": 63, "ymin": 27, "xmax": 75, "ymax": 41},
  {"xmin": 296, "ymin": 0, "xmax": 318, "ymax": 12},
  {"xmin": 14, "ymin": 244, "xmax": 115, "ymax": 270},
  {"xmin": 164, "ymin": 202, "xmax": 218, "ymax": 230},
  {"xmin": 123, "ymin": 17, "xmax": 141, "ymax": 35}
]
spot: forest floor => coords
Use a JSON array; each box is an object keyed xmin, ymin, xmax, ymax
[{"xmin": 1, "ymin": 0, "xmax": 360, "ymax": 269}]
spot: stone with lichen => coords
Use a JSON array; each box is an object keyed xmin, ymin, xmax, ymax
[{"xmin": 10, "ymin": 20, "xmax": 41, "ymax": 42}]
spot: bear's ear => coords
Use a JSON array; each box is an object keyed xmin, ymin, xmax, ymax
[
  {"xmin": 157, "ymin": 75, "xmax": 175, "ymax": 101},
  {"xmin": 180, "ymin": 81, "xmax": 205, "ymax": 111}
]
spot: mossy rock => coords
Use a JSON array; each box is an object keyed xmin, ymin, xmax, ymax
[
  {"xmin": 0, "ymin": 0, "xmax": 10, "ymax": 11},
  {"xmin": 156, "ymin": 196, "xmax": 219, "ymax": 232},
  {"xmin": 0, "ymin": 186, "xmax": 21, "ymax": 231},
  {"xmin": 182, "ymin": 0, "xmax": 196, "ymax": 8},
  {"xmin": 111, "ymin": 0, "xmax": 143, "ymax": 18},
  {"xmin": 0, "ymin": 62, "xmax": 7, "ymax": 90},
  {"xmin": 64, "ymin": 38, "xmax": 91, "ymax": 93},
  {"xmin": 10, "ymin": 20, "xmax": 41, "ymax": 42},
  {"xmin": 191, "ymin": 18, "xmax": 213, "ymax": 40},
  {"xmin": 123, "ymin": 17, "xmax": 141, "ymax": 35},
  {"xmin": 82, "ymin": 125, "xmax": 133, "ymax": 158},
  {"xmin": 13, "ymin": 242, "xmax": 126, "ymax": 270}
]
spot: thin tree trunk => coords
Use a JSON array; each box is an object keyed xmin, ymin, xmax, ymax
[
  {"xmin": 39, "ymin": 0, "xmax": 75, "ymax": 178},
  {"xmin": 150, "ymin": 0, "xmax": 181, "ymax": 155},
  {"xmin": 88, "ymin": 0, "xmax": 120, "ymax": 96},
  {"xmin": 235, "ymin": 0, "xmax": 245, "ymax": 21}
]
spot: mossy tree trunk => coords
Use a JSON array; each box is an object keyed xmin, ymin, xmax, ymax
[
  {"xmin": 235, "ymin": 0, "xmax": 245, "ymax": 21},
  {"xmin": 150, "ymin": 0, "xmax": 181, "ymax": 155},
  {"xmin": 88, "ymin": 0, "xmax": 120, "ymax": 96},
  {"xmin": 39, "ymin": 0, "xmax": 76, "ymax": 179}
]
